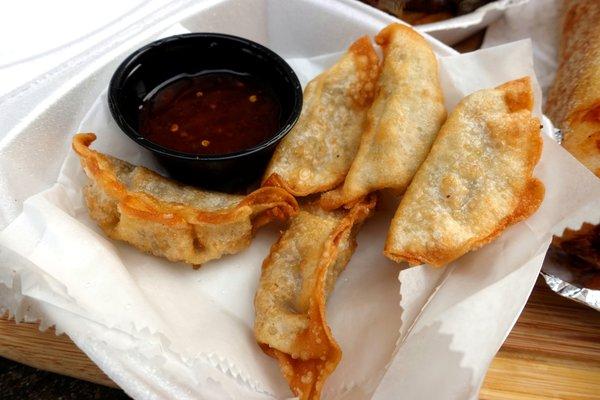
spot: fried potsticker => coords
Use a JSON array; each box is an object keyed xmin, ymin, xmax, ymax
[
  {"xmin": 321, "ymin": 24, "xmax": 446, "ymax": 209},
  {"xmin": 385, "ymin": 78, "xmax": 544, "ymax": 267},
  {"xmin": 254, "ymin": 196, "xmax": 376, "ymax": 400},
  {"xmin": 73, "ymin": 133, "xmax": 298, "ymax": 267},
  {"xmin": 262, "ymin": 37, "xmax": 380, "ymax": 196}
]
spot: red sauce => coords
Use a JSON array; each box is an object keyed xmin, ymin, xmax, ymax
[{"xmin": 139, "ymin": 71, "xmax": 281, "ymax": 155}]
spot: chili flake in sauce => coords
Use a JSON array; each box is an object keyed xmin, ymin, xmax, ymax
[{"xmin": 139, "ymin": 71, "xmax": 281, "ymax": 155}]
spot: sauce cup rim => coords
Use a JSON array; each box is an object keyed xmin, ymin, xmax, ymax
[{"xmin": 108, "ymin": 32, "xmax": 303, "ymax": 162}]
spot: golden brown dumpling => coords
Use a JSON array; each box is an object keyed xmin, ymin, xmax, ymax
[
  {"xmin": 321, "ymin": 24, "xmax": 446, "ymax": 209},
  {"xmin": 263, "ymin": 37, "xmax": 380, "ymax": 196},
  {"xmin": 385, "ymin": 78, "xmax": 544, "ymax": 267},
  {"xmin": 254, "ymin": 196, "xmax": 375, "ymax": 400},
  {"xmin": 73, "ymin": 133, "xmax": 298, "ymax": 267}
]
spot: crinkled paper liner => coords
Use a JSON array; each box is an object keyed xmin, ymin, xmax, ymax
[{"xmin": 0, "ymin": 245, "xmax": 280, "ymax": 399}]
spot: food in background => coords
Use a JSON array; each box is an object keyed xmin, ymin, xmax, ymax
[
  {"xmin": 545, "ymin": 0, "xmax": 600, "ymax": 285},
  {"xmin": 321, "ymin": 23, "xmax": 446, "ymax": 210},
  {"xmin": 72, "ymin": 133, "xmax": 297, "ymax": 267},
  {"xmin": 549, "ymin": 224, "xmax": 600, "ymax": 290},
  {"xmin": 385, "ymin": 77, "xmax": 544, "ymax": 267},
  {"xmin": 263, "ymin": 36, "xmax": 380, "ymax": 197},
  {"xmin": 546, "ymin": 0, "xmax": 600, "ymax": 177},
  {"xmin": 362, "ymin": 0, "xmax": 496, "ymax": 25},
  {"xmin": 254, "ymin": 196, "xmax": 376, "ymax": 400}
]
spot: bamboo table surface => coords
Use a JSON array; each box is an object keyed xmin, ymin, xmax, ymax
[{"xmin": 1, "ymin": 277, "xmax": 599, "ymax": 399}]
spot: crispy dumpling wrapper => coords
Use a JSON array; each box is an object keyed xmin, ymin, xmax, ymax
[
  {"xmin": 254, "ymin": 196, "xmax": 376, "ymax": 400},
  {"xmin": 545, "ymin": 0, "xmax": 600, "ymax": 178},
  {"xmin": 321, "ymin": 24, "xmax": 446, "ymax": 209},
  {"xmin": 72, "ymin": 133, "xmax": 298, "ymax": 267},
  {"xmin": 385, "ymin": 77, "xmax": 544, "ymax": 267},
  {"xmin": 262, "ymin": 36, "xmax": 380, "ymax": 196}
]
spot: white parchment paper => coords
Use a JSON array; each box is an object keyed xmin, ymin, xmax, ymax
[
  {"xmin": 2, "ymin": 1, "xmax": 600, "ymax": 399},
  {"xmin": 483, "ymin": 0, "xmax": 560, "ymax": 99}
]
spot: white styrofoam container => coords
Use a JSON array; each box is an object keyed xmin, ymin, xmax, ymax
[{"xmin": 410, "ymin": 0, "xmax": 532, "ymax": 45}]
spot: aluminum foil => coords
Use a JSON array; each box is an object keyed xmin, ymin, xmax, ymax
[
  {"xmin": 553, "ymin": 128, "xmax": 563, "ymax": 143},
  {"xmin": 541, "ymin": 271, "xmax": 600, "ymax": 311}
]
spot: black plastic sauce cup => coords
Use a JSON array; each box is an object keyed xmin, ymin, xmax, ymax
[{"xmin": 108, "ymin": 33, "xmax": 302, "ymax": 191}]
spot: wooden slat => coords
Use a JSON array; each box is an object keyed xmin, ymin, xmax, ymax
[
  {"xmin": 0, "ymin": 316, "xmax": 115, "ymax": 388},
  {"xmin": 480, "ymin": 278, "xmax": 600, "ymax": 399},
  {"xmin": 501, "ymin": 280, "xmax": 600, "ymax": 362},
  {"xmin": 482, "ymin": 351, "xmax": 600, "ymax": 400}
]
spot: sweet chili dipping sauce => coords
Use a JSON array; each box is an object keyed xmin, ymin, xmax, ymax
[{"xmin": 139, "ymin": 71, "xmax": 281, "ymax": 155}]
